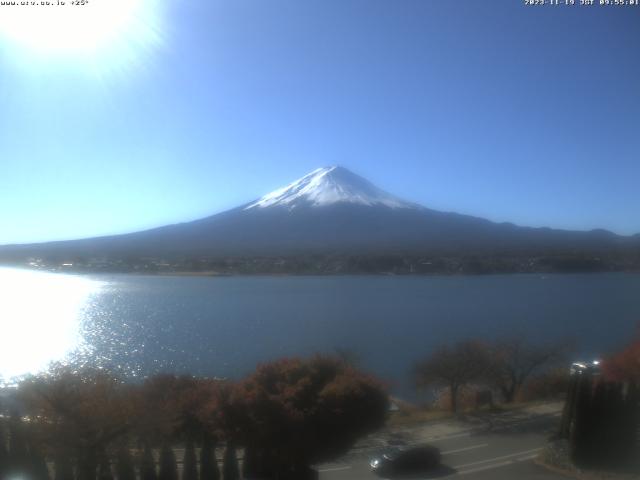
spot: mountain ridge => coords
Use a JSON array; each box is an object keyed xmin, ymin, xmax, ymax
[{"xmin": 0, "ymin": 167, "xmax": 638, "ymax": 267}]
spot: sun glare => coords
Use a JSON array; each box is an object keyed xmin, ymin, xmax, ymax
[
  {"xmin": 0, "ymin": 0, "xmax": 159, "ymax": 59},
  {"xmin": 0, "ymin": 268, "xmax": 102, "ymax": 383}
]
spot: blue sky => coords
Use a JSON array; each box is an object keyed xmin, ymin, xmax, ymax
[{"xmin": 1, "ymin": 0, "xmax": 638, "ymax": 245}]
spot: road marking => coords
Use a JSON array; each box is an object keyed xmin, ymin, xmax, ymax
[
  {"xmin": 441, "ymin": 443, "xmax": 488, "ymax": 455},
  {"xmin": 318, "ymin": 451, "xmax": 541, "ymax": 477},
  {"xmin": 427, "ymin": 431, "xmax": 472, "ymax": 441},
  {"xmin": 458, "ymin": 459, "xmax": 513, "ymax": 475},
  {"xmin": 349, "ymin": 431, "xmax": 474, "ymax": 456},
  {"xmin": 456, "ymin": 453, "xmax": 539, "ymax": 475},
  {"xmin": 452, "ymin": 447, "xmax": 542, "ymax": 469},
  {"xmin": 387, "ymin": 432, "xmax": 474, "ymax": 449},
  {"xmin": 317, "ymin": 465, "xmax": 352, "ymax": 473}
]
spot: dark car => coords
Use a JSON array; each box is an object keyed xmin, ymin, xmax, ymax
[{"xmin": 370, "ymin": 445, "xmax": 441, "ymax": 477}]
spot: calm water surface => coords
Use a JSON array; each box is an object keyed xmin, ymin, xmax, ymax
[{"xmin": 2, "ymin": 269, "xmax": 639, "ymax": 397}]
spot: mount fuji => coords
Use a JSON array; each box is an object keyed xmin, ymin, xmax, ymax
[
  {"xmin": 244, "ymin": 166, "xmax": 417, "ymax": 210},
  {"xmin": 1, "ymin": 166, "xmax": 637, "ymax": 262}
]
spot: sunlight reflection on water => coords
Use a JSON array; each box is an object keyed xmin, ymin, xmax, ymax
[{"xmin": 0, "ymin": 267, "xmax": 103, "ymax": 383}]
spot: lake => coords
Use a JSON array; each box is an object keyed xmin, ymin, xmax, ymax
[{"xmin": 1, "ymin": 268, "xmax": 639, "ymax": 398}]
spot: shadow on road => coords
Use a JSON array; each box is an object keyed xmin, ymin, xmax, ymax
[
  {"xmin": 464, "ymin": 411, "xmax": 560, "ymax": 436},
  {"xmin": 376, "ymin": 465, "xmax": 457, "ymax": 479}
]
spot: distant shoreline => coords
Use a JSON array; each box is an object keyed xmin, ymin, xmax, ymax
[
  {"xmin": 2, "ymin": 264, "xmax": 639, "ymax": 278},
  {"xmin": 3, "ymin": 249, "xmax": 640, "ymax": 278}
]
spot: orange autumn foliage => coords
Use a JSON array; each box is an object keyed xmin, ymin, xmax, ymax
[{"xmin": 602, "ymin": 329, "xmax": 640, "ymax": 383}]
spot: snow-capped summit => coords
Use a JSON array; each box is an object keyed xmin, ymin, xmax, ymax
[{"xmin": 244, "ymin": 166, "xmax": 418, "ymax": 210}]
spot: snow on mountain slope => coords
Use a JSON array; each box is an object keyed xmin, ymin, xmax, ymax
[{"xmin": 244, "ymin": 166, "xmax": 418, "ymax": 210}]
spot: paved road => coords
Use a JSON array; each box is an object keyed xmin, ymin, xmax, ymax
[{"xmin": 318, "ymin": 407, "xmax": 569, "ymax": 480}]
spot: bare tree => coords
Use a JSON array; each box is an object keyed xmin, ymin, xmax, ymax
[
  {"xmin": 333, "ymin": 347, "xmax": 361, "ymax": 367},
  {"xmin": 415, "ymin": 341, "xmax": 492, "ymax": 413},
  {"xmin": 487, "ymin": 338, "xmax": 567, "ymax": 403}
]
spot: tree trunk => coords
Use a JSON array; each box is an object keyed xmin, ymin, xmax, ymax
[
  {"xmin": 0, "ymin": 431, "xmax": 7, "ymax": 480},
  {"xmin": 115, "ymin": 448, "xmax": 136, "ymax": 480},
  {"xmin": 77, "ymin": 448, "xmax": 97, "ymax": 480},
  {"xmin": 29, "ymin": 446, "xmax": 50, "ymax": 480},
  {"xmin": 450, "ymin": 384, "xmax": 459, "ymax": 413},
  {"xmin": 139, "ymin": 445, "xmax": 157, "ymax": 480},
  {"xmin": 559, "ymin": 376, "xmax": 579, "ymax": 439},
  {"xmin": 53, "ymin": 452, "xmax": 74, "ymax": 480},
  {"xmin": 242, "ymin": 445, "xmax": 258, "ymax": 479},
  {"xmin": 182, "ymin": 440, "xmax": 198, "ymax": 480},
  {"xmin": 158, "ymin": 445, "xmax": 178, "ymax": 480},
  {"xmin": 503, "ymin": 385, "xmax": 517, "ymax": 403},
  {"xmin": 97, "ymin": 455, "xmax": 114, "ymax": 480},
  {"xmin": 199, "ymin": 437, "xmax": 219, "ymax": 480},
  {"xmin": 222, "ymin": 442, "xmax": 239, "ymax": 480}
]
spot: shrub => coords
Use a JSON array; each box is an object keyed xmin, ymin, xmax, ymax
[
  {"xmin": 603, "ymin": 338, "xmax": 640, "ymax": 383},
  {"xmin": 519, "ymin": 367, "xmax": 570, "ymax": 402},
  {"xmin": 434, "ymin": 384, "xmax": 485, "ymax": 411},
  {"xmin": 236, "ymin": 356, "xmax": 389, "ymax": 474}
]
